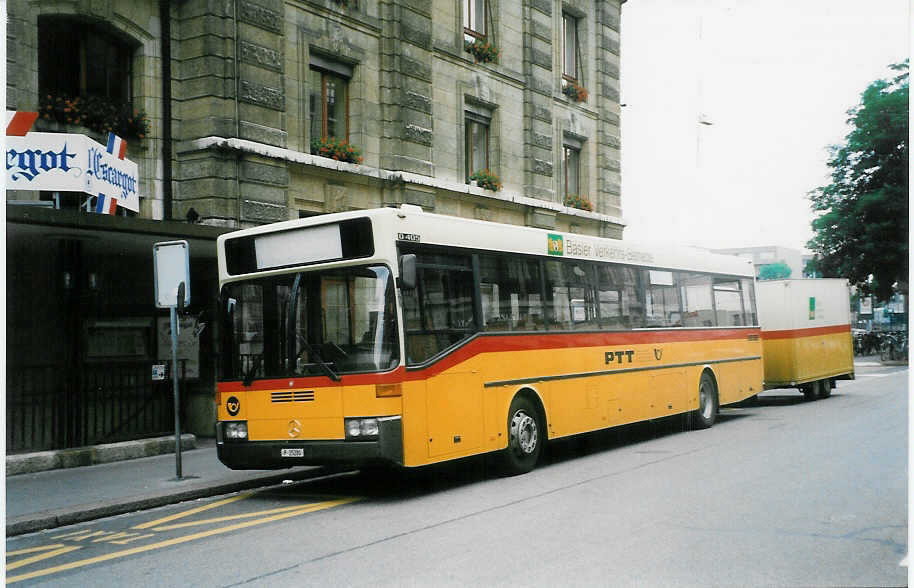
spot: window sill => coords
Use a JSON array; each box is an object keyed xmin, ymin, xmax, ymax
[{"xmin": 183, "ymin": 136, "xmax": 626, "ymax": 227}]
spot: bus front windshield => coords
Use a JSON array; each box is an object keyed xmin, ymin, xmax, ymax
[{"xmin": 221, "ymin": 265, "xmax": 399, "ymax": 382}]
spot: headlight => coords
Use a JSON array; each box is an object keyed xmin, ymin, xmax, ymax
[
  {"xmin": 361, "ymin": 418, "xmax": 380, "ymax": 437},
  {"xmin": 345, "ymin": 418, "xmax": 380, "ymax": 440},
  {"xmin": 224, "ymin": 421, "xmax": 248, "ymax": 440},
  {"xmin": 346, "ymin": 419, "xmax": 363, "ymax": 438}
]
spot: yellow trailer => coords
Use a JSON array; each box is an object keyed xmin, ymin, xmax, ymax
[{"xmin": 757, "ymin": 279, "xmax": 855, "ymax": 400}]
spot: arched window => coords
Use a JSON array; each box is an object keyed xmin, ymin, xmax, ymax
[{"xmin": 36, "ymin": 17, "xmax": 139, "ymax": 213}]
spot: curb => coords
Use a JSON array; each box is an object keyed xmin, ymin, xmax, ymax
[
  {"xmin": 6, "ymin": 435, "xmax": 197, "ymax": 476},
  {"xmin": 6, "ymin": 465, "xmax": 344, "ymax": 537}
]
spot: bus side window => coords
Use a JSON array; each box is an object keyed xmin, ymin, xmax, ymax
[
  {"xmin": 679, "ymin": 272, "xmax": 715, "ymax": 328},
  {"xmin": 544, "ymin": 260, "xmax": 598, "ymax": 331},
  {"xmin": 402, "ymin": 251, "xmax": 476, "ymax": 365},
  {"xmin": 478, "ymin": 254, "xmax": 543, "ymax": 332},
  {"xmin": 643, "ymin": 269, "xmax": 682, "ymax": 328},
  {"xmin": 596, "ymin": 264, "xmax": 643, "ymax": 330},
  {"xmin": 713, "ymin": 278, "xmax": 744, "ymax": 327},
  {"xmin": 741, "ymin": 278, "xmax": 758, "ymax": 325}
]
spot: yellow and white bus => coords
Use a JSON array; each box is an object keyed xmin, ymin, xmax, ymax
[{"xmin": 215, "ymin": 205, "xmax": 763, "ymax": 474}]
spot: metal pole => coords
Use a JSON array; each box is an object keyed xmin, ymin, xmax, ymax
[{"xmin": 171, "ymin": 306, "xmax": 182, "ymax": 478}]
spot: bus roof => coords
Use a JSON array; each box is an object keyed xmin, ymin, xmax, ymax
[{"xmin": 218, "ymin": 205, "xmax": 756, "ymax": 280}]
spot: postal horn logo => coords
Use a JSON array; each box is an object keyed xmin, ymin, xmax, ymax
[
  {"xmin": 226, "ymin": 396, "xmax": 240, "ymax": 416},
  {"xmin": 547, "ymin": 234, "xmax": 564, "ymax": 256}
]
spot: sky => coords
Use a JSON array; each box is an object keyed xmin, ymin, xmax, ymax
[{"xmin": 619, "ymin": 0, "xmax": 910, "ymax": 251}]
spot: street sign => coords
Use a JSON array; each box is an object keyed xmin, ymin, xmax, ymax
[{"xmin": 153, "ymin": 241, "xmax": 190, "ymax": 309}]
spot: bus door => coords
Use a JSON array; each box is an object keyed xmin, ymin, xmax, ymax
[{"xmin": 426, "ymin": 369, "xmax": 485, "ymax": 458}]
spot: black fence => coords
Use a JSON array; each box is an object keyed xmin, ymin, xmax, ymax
[{"xmin": 7, "ymin": 361, "xmax": 180, "ymax": 452}]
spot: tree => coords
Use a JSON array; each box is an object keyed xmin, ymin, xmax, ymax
[
  {"xmin": 807, "ymin": 61, "xmax": 908, "ymax": 302},
  {"xmin": 757, "ymin": 261, "xmax": 792, "ymax": 280}
]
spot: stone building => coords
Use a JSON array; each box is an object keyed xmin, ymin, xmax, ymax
[{"xmin": 6, "ymin": 0, "xmax": 626, "ymax": 451}]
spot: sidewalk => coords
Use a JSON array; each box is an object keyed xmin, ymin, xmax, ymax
[{"xmin": 5, "ymin": 436, "xmax": 327, "ymax": 537}]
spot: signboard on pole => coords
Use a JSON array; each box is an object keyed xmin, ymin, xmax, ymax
[
  {"xmin": 153, "ymin": 240, "xmax": 190, "ymax": 480},
  {"xmin": 6, "ymin": 129, "xmax": 140, "ymax": 212},
  {"xmin": 153, "ymin": 241, "xmax": 191, "ymax": 309}
]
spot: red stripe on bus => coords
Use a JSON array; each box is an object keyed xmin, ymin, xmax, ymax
[
  {"xmin": 218, "ymin": 328, "xmax": 760, "ymax": 392},
  {"xmin": 760, "ymin": 324, "xmax": 851, "ymax": 340}
]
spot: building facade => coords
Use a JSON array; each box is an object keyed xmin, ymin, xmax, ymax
[
  {"xmin": 6, "ymin": 0, "xmax": 626, "ymax": 451},
  {"xmin": 9, "ymin": 0, "xmax": 625, "ymax": 232}
]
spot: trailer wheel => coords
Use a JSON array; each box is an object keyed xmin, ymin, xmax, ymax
[
  {"xmin": 803, "ymin": 380, "xmax": 828, "ymax": 401},
  {"xmin": 818, "ymin": 379, "xmax": 832, "ymax": 399},
  {"xmin": 802, "ymin": 382, "xmax": 818, "ymax": 401}
]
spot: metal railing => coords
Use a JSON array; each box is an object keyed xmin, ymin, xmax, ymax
[{"xmin": 7, "ymin": 361, "xmax": 178, "ymax": 452}]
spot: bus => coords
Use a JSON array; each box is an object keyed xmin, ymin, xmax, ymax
[{"xmin": 214, "ymin": 204, "xmax": 763, "ymax": 474}]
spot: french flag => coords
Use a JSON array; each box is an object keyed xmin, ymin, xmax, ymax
[
  {"xmin": 94, "ymin": 194, "xmax": 118, "ymax": 215},
  {"xmin": 106, "ymin": 132, "xmax": 128, "ymax": 160},
  {"xmin": 6, "ymin": 111, "xmax": 38, "ymax": 136}
]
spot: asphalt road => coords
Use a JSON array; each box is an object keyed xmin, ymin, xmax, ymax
[{"xmin": 7, "ymin": 364, "xmax": 908, "ymax": 587}]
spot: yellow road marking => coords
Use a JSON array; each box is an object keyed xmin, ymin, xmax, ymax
[
  {"xmin": 56, "ymin": 530, "xmax": 110, "ymax": 542},
  {"xmin": 94, "ymin": 532, "xmax": 155, "ymax": 545},
  {"xmin": 132, "ymin": 492, "xmax": 253, "ymax": 530},
  {"xmin": 6, "ymin": 546, "xmax": 82, "ymax": 571},
  {"xmin": 151, "ymin": 503, "xmax": 323, "ymax": 531},
  {"xmin": 6, "ymin": 497, "xmax": 360, "ymax": 584},
  {"xmin": 7, "ymin": 544, "xmax": 67, "ymax": 557},
  {"xmin": 52, "ymin": 529, "xmax": 97, "ymax": 540}
]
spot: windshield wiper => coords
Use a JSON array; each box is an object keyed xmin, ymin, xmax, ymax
[
  {"xmin": 304, "ymin": 346, "xmax": 341, "ymax": 382},
  {"xmin": 242, "ymin": 356, "xmax": 262, "ymax": 387}
]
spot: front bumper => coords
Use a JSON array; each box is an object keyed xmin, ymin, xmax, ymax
[{"xmin": 215, "ymin": 416, "xmax": 403, "ymax": 470}]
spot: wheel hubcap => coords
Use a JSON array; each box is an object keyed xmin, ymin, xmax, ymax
[
  {"xmin": 510, "ymin": 410, "xmax": 538, "ymax": 455},
  {"xmin": 700, "ymin": 381, "xmax": 713, "ymax": 420}
]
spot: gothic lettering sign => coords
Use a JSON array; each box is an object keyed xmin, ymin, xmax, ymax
[{"xmin": 6, "ymin": 132, "xmax": 140, "ymax": 212}]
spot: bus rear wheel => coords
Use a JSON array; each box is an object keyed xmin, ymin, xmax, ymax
[
  {"xmin": 689, "ymin": 372, "xmax": 718, "ymax": 429},
  {"xmin": 501, "ymin": 395, "xmax": 543, "ymax": 475}
]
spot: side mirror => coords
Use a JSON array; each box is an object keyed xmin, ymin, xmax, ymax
[{"xmin": 398, "ymin": 254, "xmax": 417, "ymax": 290}]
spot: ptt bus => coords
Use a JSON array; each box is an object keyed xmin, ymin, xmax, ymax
[{"xmin": 215, "ymin": 204, "xmax": 763, "ymax": 474}]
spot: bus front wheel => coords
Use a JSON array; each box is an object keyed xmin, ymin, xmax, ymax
[{"xmin": 501, "ymin": 395, "xmax": 543, "ymax": 475}]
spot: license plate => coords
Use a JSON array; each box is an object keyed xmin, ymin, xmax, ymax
[{"xmin": 281, "ymin": 448, "xmax": 304, "ymax": 458}]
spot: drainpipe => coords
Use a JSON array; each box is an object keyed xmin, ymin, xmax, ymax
[{"xmin": 160, "ymin": 0, "xmax": 173, "ymax": 220}]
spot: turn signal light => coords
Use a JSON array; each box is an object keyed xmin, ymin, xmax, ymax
[{"xmin": 375, "ymin": 383, "xmax": 402, "ymax": 398}]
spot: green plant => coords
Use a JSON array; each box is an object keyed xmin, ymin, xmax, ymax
[
  {"xmin": 310, "ymin": 136, "xmax": 364, "ymax": 164},
  {"xmin": 562, "ymin": 79, "xmax": 588, "ymax": 103},
  {"xmin": 464, "ymin": 38, "xmax": 499, "ymax": 64},
  {"xmin": 469, "ymin": 169, "xmax": 502, "ymax": 191},
  {"xmin": 39, "ymin": 93, "xmax": 149, "ymax": 140},
  {"xmin": 563, "ymin": 193, "xmax": 593, "ymax": 212}
]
